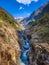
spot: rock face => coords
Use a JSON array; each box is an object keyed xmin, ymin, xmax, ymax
[
  {"xmin": 24, "ymin": 2, "xmax": 49, "ymax": 65},
  {"xmin": 27, "ymin": 43, "xmax": 49, "ymax": 65},
  {"xmin": 0, "ymin": 8, "xmax": 21, "ymax": 65}
]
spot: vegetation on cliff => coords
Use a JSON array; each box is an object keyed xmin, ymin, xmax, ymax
[
  {"xmin": 25, "ymin": 2, "xmax": 49, "ymax": 65},
  {"xmin": 0, "ymin": 8, "xmax": 21, "ymax": 65},
  {"xmin": 28, "ymin": 12, "xmax": 49, "ymax": 43}
]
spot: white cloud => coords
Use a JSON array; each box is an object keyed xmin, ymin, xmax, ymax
[
  {"xmin": 19, "ymin": 6, "xmax": 24, "ymax": 10},
  {"xmin": 14, "ymin": 17, "xmax": 17, "ymax": 19},
  {"xmin": 14, "ymin": 16, "xmax": 23, "ymax": 19},
  {"xmin": 16, "ymin": 0, "xmax": 38, "ymax": 5},
  {"xmin": 18, "ymin": 17, "xmax": 24, "ymax": 18}
]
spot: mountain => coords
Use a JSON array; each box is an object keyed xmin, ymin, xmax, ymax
[
  {"xmin": 17, "ymin": 17, "xmax": 24, "ymax": 23},
  {"xmin": 25, "ymin": 1, "xmax": 49, "ymax": 43},
  {"xmin": 20, "ymin": 17, "xmax": 29, "ymax": 25},
  {"xmin": 20, "ymin": 2, "xmax": 49, "ymax": 25},
  {"xmin": 24, "ymin": 2, "xmax": 49, "ymax": 65},
  {"xmin": 0, "ymin": 7, "xmax": 21, "ymax": 65}
]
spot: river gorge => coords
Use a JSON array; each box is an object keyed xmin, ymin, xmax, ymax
[{"xmin": 18, "ymin": 30, "xmax": 31, "ymax": 65}]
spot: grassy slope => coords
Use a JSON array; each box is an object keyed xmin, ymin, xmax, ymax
[
  {"xmin": 0, "ymin": 7, "xmax": 22, "ymax": 30},
  {"xmin": 28, "ymin": 12, "xmax": 49, "ymax": 43},
  {"xmin": 0, "ymin": 8, "xmax": 21, "ymax": 65}
]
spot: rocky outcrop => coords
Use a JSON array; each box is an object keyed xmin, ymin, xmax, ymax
[
  {"xmin": 27, "ymin": 42, "xmax": 49, "ymax": 65},
  {"xmin": 0, "ymin": 8, "xmax": 21, "ymax": 65}
]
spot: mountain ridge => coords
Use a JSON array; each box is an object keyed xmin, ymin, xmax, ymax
[{"xmin": 20, "ymin": 1, "xmax": 49, "ymax": 25}]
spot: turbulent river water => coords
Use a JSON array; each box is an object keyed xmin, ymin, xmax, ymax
[{"xmin": 18, "ymin": 31, "xmax": 31, "ymax": 65}]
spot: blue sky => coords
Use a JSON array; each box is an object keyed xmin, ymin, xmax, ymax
[{"xmin": 0, "ymin": 0, "xmax": 49, "ymax": 18}]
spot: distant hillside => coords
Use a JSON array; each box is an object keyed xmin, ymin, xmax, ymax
[
  {"xmin": 17, "ymin": 18, "xmax": 24, "ymax": 23},
  {"xmin": 0, "ymin": 7, "xmax": 21, "ymax": 65}
]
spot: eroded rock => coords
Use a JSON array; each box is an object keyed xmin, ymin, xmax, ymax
[{"xmin": 27, "ymin": 43, "xmax": 49, "ymax": 65}]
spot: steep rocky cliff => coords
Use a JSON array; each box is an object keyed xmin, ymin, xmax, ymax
[
  {"xmin": 0, "ymin": 8, "xmax": 21, "ymax": 65},
  {"xmin": 24, "ymin": 2, "xmax": 49, "ymax": 65}
]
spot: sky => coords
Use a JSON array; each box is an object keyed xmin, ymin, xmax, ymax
[{"xmin": 0, "ymin": 0, "xmax": 49, "ymax": 19}]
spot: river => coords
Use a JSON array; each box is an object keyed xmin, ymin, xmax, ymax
[{"xmin": 18, "ymin": 31, "xmax": 31, "ymax": 65}]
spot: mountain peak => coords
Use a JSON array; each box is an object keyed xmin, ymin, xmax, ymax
[
  {"xmin": 20, "ymin": 1, "xmax": 49, "ymax": 25},
  {"xmin": 40, "ymin": 1, "xmax": 49, "ymax": 9}
]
